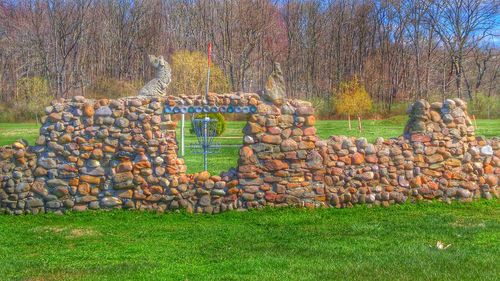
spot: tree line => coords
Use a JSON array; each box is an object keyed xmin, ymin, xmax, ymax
[{"xmin": 0, "ymin": 0, "xmax": 498, "ymax": 119}]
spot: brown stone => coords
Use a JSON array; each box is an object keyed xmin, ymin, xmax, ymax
[
  {"xmin": 299, "ymin": 141, "xmax": 315, "ymax": 149},
  {"xmin": 117, "ymin": 190, "xmax": 133, "ymax": 199},
  {"xmin": 281, "ymin": 139, "xmax": 298, "ymax": 152},
  {"xmin": 262, "ymin": 134, "xmax": 282, "ymax": 144},
  {"xmin": 430, "ymin": 110, "xmax": 441, "ymax": 122},
  {"xmin": 114, "ymin": 172, "xmax": 133, "ymax": 183},
  {"xmin": 485, "ymin": 175, "xmax": 498, "ymax": 186},
  {"xmin": 83, "ymin": 104, "xmax": 95, "ymax": 117},
  {"xmin": 264, "ymin": 160, "xmax": 288, "ymax": 171},
  {"xmin": 48, "ymin": 112, "xmax": 62, "ymax": 122},
  {"xmin": 265, "ymin": 191, "xmax": 277, "ymax": 202},
  {"xmin": 134, "ymin": 161, "xmax": 151, "ymax": 169},
  {"xmin": 445, "ymin": 158, "xmax": 461, "ymax": 167},
  {"xmin": 410, "ymin": 176, "xmax": 422, "ymax": 187},
  {"xmin": 197, "ymin": 171, "xmax": 210, "ymax": 182},
  {"xmin": 426, "ymin": 154, "xmax": 444, "ymax": 164},
  {"xmin": 352, "ymin": 153, "xmax": 364, "ymax": 165},
  {"xmin": 245, "ymin": 122, "xmax": 265, "ymax": 134},
  {"xmin": 91, "ymin": 149, "xmax": 103, "ymax": 160},
  {"xmin": 240, "ymin": 146, "xmax": 254, "ymax": 158},
  {"xmin": 80, "ymin": 175, "xmax": 101, "ymax": 184},
  {"xmin": 267, "ymin": 126, "xmax": 282, "ymax": 135},
  {"xmin": 303, "ymin": 126, "xmax": 317, "ymax": 136},
  {"xmin": 117, "ymin": 161, "xmax": 133, "ymax": 173},
  {"xmin": 34, "ymin": 167, "xmax": 48, "ymax": 177},
  {"xmin": 68, "ymin": 178, "xmax": 79, "ymax": 187},
  {"xmin": 228, "ymin": 187, "xmax": 240, "ymax": 195},
  {"xmin": 428, "ymin": 181, "xmax": 439, "ymax": 190},
  {"xmin": 411, "ymin": 134, "xmax": 431, "ymax": 143},
  {"xmin": 484, "ymin": 164, "xmax": 493, "ymax": 174},
  {"xmin": 365, "ymin": 155, "xmax": 378, "ymax": 163},
  {"xmin": 305, "ymin": 115, "xmax": 316, "ymax": 126},
  {"xmin": 59, "ymin": 134, "xmax": 72, "ymax": 144},
  {"xmin": 103, "ymin": 146, "xmax": 116, "ymax": 153},
  {"xmin": 78, "ymin": 183, "xmax": 90, "ymax": 195}
]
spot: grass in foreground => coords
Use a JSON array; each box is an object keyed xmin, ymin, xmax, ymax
[
  {"xmin": 0, "ymin": 200, "xmax": 498, "ymax": 280},
  {"xmin": 1, "ymin": 118, "xmax": 499, "ymax": 173}
]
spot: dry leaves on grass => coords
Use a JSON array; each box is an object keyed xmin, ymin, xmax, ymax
[{"xmin": 33, "ymin": 226, "xmax": 100, "ymax": 239}]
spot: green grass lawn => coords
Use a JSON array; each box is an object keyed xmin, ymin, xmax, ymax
[
  {"xmin": 0, "ymin": 201, "xmax": 498, "ymax": 280},
  {"xmin": 2, "ymin": 118, "xmax": 499, "ymax": 174}
]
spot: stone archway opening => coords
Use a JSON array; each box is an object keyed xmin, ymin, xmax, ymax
[
  {"xmin": 175, "ymin": 112, "xmax": 249, "ymax": 175},
  {"xmin": 163, "ymin": 93, "xmax": 261, "ymax": 177}
]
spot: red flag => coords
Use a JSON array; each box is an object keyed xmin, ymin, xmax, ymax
[{"xmin": 207, "ymin": 42, "xmax": 212, "ymax": 67}]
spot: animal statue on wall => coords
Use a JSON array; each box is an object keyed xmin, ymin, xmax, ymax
[
  {"xmin": 262, "ymin": 62, "xmax": 286, "ymax": 106},
  {"xmin": 139, "ymin": 54, "xmax": 171, "ymax": 97}
]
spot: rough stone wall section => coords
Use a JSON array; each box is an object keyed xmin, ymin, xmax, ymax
[
  {"xmin": 0, "ymin": 95, "xmax": 498, "ymax": 215},
  {"xmin": 404, "ymin": 99, "xmax": 475, "ymax": 142}
]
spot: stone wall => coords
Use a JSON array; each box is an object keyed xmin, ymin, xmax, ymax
[{"xmin": 0, "ymin": 95, "xmax": 498, "ymax": 215}]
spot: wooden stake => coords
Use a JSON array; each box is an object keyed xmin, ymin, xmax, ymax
[{"xmin": 357, "ymin": 115, "xmax": 362, "ymax": 132}]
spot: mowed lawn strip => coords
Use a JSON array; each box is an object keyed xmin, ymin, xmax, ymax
[
  {"xmin": 2, "ymin": 119, "xmax": 499, "ymax": 173},
  {"xmin": 0, "ymin": 200, "xmax": 498, "ymax": 280}
]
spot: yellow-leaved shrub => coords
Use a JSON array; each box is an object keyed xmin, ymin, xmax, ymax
[
  {"xmin": 334, "ymin": 76, "xmax": 372, "ymax": 129},
  {"xmin": 169, "ymin": 51, "xmax": 230, "ymax": 96}
]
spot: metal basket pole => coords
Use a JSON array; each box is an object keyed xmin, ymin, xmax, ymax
[{"xmin": 203, "ymin": 117, "xmax": 208, "ymax": 171}]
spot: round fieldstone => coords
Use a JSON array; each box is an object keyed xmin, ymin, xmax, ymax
[{"xmin": 480, "ymin": 145, "xmax": 493, "ymax": 156}]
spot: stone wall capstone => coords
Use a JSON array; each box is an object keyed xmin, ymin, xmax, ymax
[{"xmin": 0, "ymin": 95, "xmax": 498, "ymax": 215}]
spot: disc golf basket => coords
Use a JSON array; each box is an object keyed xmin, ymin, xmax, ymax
[{"xmin": 189, "ymin": 116, "xmax": 221, "ymax": 171}]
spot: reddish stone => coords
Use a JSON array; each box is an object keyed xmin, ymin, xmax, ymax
[
  {"xmin": 239, "ymin": 165, "xmax": 256, "ymax": 173},
  {"xmin": 68, "ymin": 178, "xmax": 79, "ymax": 187},
  {"xmin": 330, "ymin": 167, "xmax": 344, "ymax": 176},
  {"xmin": 91, "ymin": 149, "xmax": 103, "ymax": 160},
  {"xmin": 281, "ymin": 139, "xmax": 298, "ymax": 152},
  {"xmin": 428, "ymin": 182, "xmax": 439, "ymax": 190},
  {"xmin": 305, "ymin": 115, "xmax": 316, "ymax": 126},
  {"xmin": 262, "ymin": 134, "xmax": 282, "ymax": 144},
  {"xmin": 411, "ymin": 134, "xmax": 431, "ymax": 142},
  {"xmin": 78, "ymin": 183, "xmax": 90, "ymax": 195},
  {"xmin": 134, "ymin": 161, "xmax": 151, "ymax": 169},
  {"xmin": 443, "ymin": 171, "xmax": 453, "ymax": 180},
  {"xmin": 484, "ymin": 164, "xmax": 493, "ymax": 174},
  {"xmin": 352, "ymin": 153, "xmax": 364, "ymax": 165},
  {"xmin": 83, "ymin": 104, "xmax": 94, "ymax": 117},
  {"xmin": 486, "ymin": 175, "xmax": 498, "ymax": 186},
  {"xmin": 245, "ymin": 122, "xmax": 265, "ymax": 134},
  {"xmin": 150, "ymin": 185, "xmax": 163, "ymax": 194},
  {"xmin": 365, "ymin": 155, "xmax": 378, "ymax": 163},
  {"xmin": 80, "ymin": 175, "xmax": 101, "ymax": 184},
  {"xmin": 264, "ymin": 160, "xmax": 288, "ymax": 171},
  {"xmin": 103, "ymin": 146, "xmax": 116, "ymax": 153},
  {"xmin": 303, "ymin": 126, "xmax": 317, "ymax": 136},
  {"xmin": 228, "ymin": 187, "xmax": 240, "ymax": 195},
  {"xmin": 267, "ymin": 127, "xmax": 282, "ymax": 135},
  {"xmin": 410, "ymin": 176, "xmax": 422, "ymax": 187},
  {"xmin": 426, "ymin": 154, "xmax": 444, "ymax": 164},
  {"xmin": 240, "ymin": 146, "xmax": 254, "ymax": 158},
  {"xmin": 265, "ymin": 191, "xmax": 277, "ymax": 202},
  {"xmin": 299, "ymin": 141, "xmax": 315, "ymax": 149},
  {"xmin": 338, "ymin": 156, "xmax": 351, "ymax": 165},
  {"xmin": 197, "ymin": 171, "xmax": 210, "ymax": 182}
]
